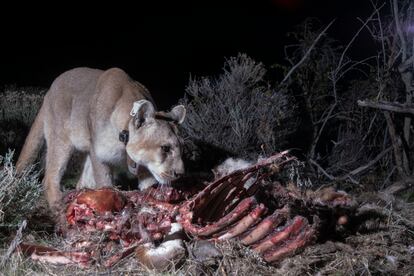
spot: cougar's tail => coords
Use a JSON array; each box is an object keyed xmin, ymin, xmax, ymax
[{"xmin": 16, "ymin": 104, "xmax": 45, "ymax": 174}]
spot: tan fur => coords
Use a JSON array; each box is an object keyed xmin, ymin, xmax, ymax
[{"xmin": 16, "ymin": 67, "xmax": 186, "ymax": 212}]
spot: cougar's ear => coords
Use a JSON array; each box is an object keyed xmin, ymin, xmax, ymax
[
  {"xmin": 130, "ymin": 100, "xmax": 155, "ymax": 128},
  {"xmin": 168, "ymin": 105, "xmax": 186, "ymax": 124}
]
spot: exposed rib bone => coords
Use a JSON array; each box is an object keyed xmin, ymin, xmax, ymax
[
  {"xmin": 202, "ymin": 178, "xmax": 241, "ymax": 221},
  {"xmin": 205, "ymin": 173, "xmax": 256, "ymax": 222},
  {"xmin": 186, "ymin": 151, "xmax": 292, "ymax": 214},
  {"xmin": 252, "ymin": 216, "xmax": 307, "ymax": 254},
  {"xmin": 263, "ymin": 227, "xmax": 316, "ymax": 263},
  {"xmin": 192, "ymin": 153, "xmax": 295, "ymax": 224},
  {"xmin": 180, "ymin": 197, "xmax": 256, "ymax": 236},
  {"xmin": 216, "ymin": 172, "xmax": 256, "ymax": 217},
  {"xmin": 191, "ymin": 175, "xmax": 244, "ymax": 219},
  {"xmin": 241, "ymin": 206, "xmax": 289, "ymax": 245},
  {"xmin": 217, "ymin": 204, "xmax": 267, "ymax": 240}
]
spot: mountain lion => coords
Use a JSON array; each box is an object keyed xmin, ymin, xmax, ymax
[{"xmin": 16, "ymin": 67, "xmax": 186, "ymax": 212}]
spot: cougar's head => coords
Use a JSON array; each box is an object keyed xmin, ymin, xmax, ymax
[{"xmin": 126, "ymin": 100, "xmax": 186, "ymax": 185}]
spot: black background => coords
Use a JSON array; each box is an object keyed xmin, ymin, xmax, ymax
[{"xmin": 0, "ymin": 0, "xmax": 375, "ymax": 109}]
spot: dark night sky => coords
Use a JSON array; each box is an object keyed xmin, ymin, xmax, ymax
[{"xmin": 0, "ymin": 0, "xmax": 376, "ymax": 109}]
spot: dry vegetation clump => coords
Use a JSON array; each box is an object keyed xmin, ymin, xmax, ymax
[
  {"xmin": 0, "ymin": 87, "xmax": 46, "ymax": 157},
  {"xmin": 181, "ymin": 53, "xmax": 298, "ymax": 161},
  {"xmin": 0, "ymin": 151, "xmax": 42, "ymax": 230},
  {"xmin": 0, "ymin": 86, "xmax": 46, "ymax": 126}
]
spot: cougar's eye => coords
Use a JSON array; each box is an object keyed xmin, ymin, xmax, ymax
[{"xmin": 161, "ymin": 145, "xmax": 171, "ymax": 153}]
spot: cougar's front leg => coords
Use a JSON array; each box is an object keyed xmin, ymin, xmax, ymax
[
  {"xmin": 76, "ymin": 155, "xmax": 96, "ymax": 189},
  {"xmin": 77, "ymin": 152, "xmax": 113, "ymax": 189},
  {"xmin": 89, "ymin": 150, "xmax": 113, "ymax": 188}
]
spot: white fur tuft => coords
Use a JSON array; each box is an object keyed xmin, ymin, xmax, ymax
[
  {"xmin": 147, "ymin": 240, "xmax": 184, "ymax": 258},
  {"xmin": 168, "ymin": 223, "xmax": 183, "ymax": 235}
]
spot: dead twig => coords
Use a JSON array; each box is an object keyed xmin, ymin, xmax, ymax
[{"xmin": 383, "ymin": 111, "xmax": 408, "ymax": 177}]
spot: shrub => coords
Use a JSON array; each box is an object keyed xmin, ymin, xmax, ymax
[
  {"xmin": 0, "ymin": 87, "xmax": 46, "ymax": 157},
  {"xmin": 181, "ymin": 53, "xmax": 297, "ymax": 160},
  {"xmin": 0, "ymin": 86, "xmax": 46, "ymax": 126},
  {"xmin": 0, "ymin": 150, "xmax": 42, "ymax": 228}
]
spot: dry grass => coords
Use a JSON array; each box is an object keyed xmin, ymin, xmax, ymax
[
  {"xmin": 0, "ymin": 151, "xmax": 413, "ymax": 275},
  {"xmin": 1, "ymin": 193, "xmax": 413, "ymax": 276},
  {"xmin": 0, "ymin": 152, "xmax": 413, "ymax": 275},
  {"xmin": 0, "ymin": 142, "xmax": 414, "ymax": 276},
  {"xmin": 273, "ymin": 193, "xmax": 414, "ymax": 276},
  {"xmin": 1, "ymin": 218, "xmax": 412, "ymax": 276}
]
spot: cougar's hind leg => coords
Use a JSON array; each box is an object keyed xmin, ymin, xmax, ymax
[{"xmin": 43, "ymin": 137, "xmax": 73, "ymax": 216}]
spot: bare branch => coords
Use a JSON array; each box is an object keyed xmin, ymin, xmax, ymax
[
  {"xmin": 337, "ymin": 56, "xmax": 376, "ymax": 80},
  {"xmin": 383, "ymin": 111, "xmax": 407, "ymax": 176},
  {"xmin": 370, "ymin": 0, "xmax": 386, "ymax": 65},
  {"xmin": 279, "ymin": 20, "xmax": 335, "ymax": 86},
  {"xmin": 343, "ymin": 146, "xmax": 392, "ymax": 177},
  {"xmin": 362, "ymin": 112, "xmax": 379, "ymax": 142},
  {"xmin": 358, "ymin": 99, "xmax": 414, "ymax": 115},
  {"xmin": 384, "ymin": 175, "xmax": 414, "ymax": 194},
  {"xmin": 309, "ymin": 159, "xmax": 336, "ymax": 181},
  {"xmin": 336, "ymin": 7, "xmax": 382, "ymax": 73},
  {"xmin": 311, "ymin": 146, "xmax": 392, "ymax": 184},
  {"xmin": 392, "ymin": 0, "xmax": 407, "ymax": 60}
]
